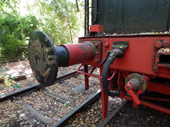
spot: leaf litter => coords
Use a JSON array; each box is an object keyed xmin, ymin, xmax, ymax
[{"xmin": 1, "ymin": 60, "xmax": 116, "ymax": 127}]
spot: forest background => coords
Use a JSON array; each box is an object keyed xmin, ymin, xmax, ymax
[{"xmin": 0, "ymin": 0, "xmax": 84, "ymax": 61}]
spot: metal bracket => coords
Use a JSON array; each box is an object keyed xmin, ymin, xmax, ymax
[
  {"xmin": 112, "ymin": 41, "xmax": 129, "ymax": 50},
  {"xmin": 91, "ymin": 41, "xmax": 102, "ymax": 63},
  {"xmin": 112, "ymin": 41, "xmax": 129, "ymax": 58}
]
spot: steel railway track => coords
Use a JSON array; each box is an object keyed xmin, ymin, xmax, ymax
[
  {"xmin": 52, "ymin": 94, "xmax": 128, "ymax": 127},
  {"xmin": 0, "ymin": 69, "xmax": 82, "ymax": 103},
  {"xmin": 0, "ymin": 67, "xmax": 127, "ymax": 127}
]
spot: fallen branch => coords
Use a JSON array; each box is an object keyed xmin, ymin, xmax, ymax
[
  {"xmin": 43, "ymin": 91, "xmax": 66, "ymax": 104},
  {"xmin": 0, "ymin": 75, "xmax": 27, "ymax": 83},
  {"xmin": 24, "ymin": 102, "xmax": 52, "ymax": 125},
  {"xmin": 50, "ymin": 91, "xmax": 75, "ymax": 104},
  {"xmin": 43, "ymin": 91, "xmax": 76, "ymax": 106}
]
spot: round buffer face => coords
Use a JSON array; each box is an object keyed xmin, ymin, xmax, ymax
[{"xmin": 28, "ymin": 31, "xmax": 58, "ymax": 86}]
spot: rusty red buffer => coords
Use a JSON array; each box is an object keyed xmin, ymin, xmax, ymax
[{"xmin": 28, "ymin": 25, "xmax": 170, "ymax": 119}]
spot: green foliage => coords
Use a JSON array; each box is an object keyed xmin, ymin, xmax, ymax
[
  {"xmin": 12, "ymin": 83, "xmax": 21, "ymax": 89},
  {"xmin": 32, "ymin": 0, "xmax": 83, "ymax": 45},
  {"xmin": 0, "ymin": 13, "xmax": 38, "ymax": 59},
  {"xmin": 0, "ymin": 0, "xmax": 84, "ymax": 60},
  {"xmin": 64, "ymin": 101, "xmax": 70, "ymax": 108},
  {"xmin": 0, "ymin": 0, "xmax": 20, "ymax": 14}
]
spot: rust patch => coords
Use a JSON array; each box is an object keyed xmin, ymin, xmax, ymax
[
  {"xmin": 29, "ymin": 38, "xmax": 56, "ymax": 82},
  {"xmin": 78, "ymin": 42, "xmax": 96, "ymax": 60},
  {"xmin": 43, "ymin": 68, "xmax": 51, "ymax": 82}
]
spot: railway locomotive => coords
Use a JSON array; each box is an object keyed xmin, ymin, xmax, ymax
[{"xmin": 28, "ymin": 0, "xmax": 170, "ymax": 119}]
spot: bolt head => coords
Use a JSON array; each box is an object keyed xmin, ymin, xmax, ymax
[
  {"xmin": 95, "ymin": 59, "xmax": 99, "ymax": 63},
  {"xmin": 139, "ymin": 78, "xmax": 144, "ymax": 84},
  {"xmin": 155, "ymin": 41, "xmax": 162, "ymax": 48},
  {"xmin": 104, "ymin": 42, "xmax": 109, "ymax": 48},
  {"xmin": 127, "ymin": 75, "xmax": 131, "ymax": 79},
  {"xmin": 152, "ymin": 66, "xmax": 159, "ymax": 72},
  {"xmin": 95, "ymin": 43, "xmax": 99, "ymax": 47}
]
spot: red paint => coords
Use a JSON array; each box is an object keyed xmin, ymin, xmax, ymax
[
  {"xmin": 108, "ymin": 73, "xmax": 118, "ymax": 90},
  {"xmin": 124, "ymin": 95, "xmax": 170, "ymax": 115},
  {"xmin": 100, "ymin": 68, "xmax": 108, "ymax": 119},
  {"xmin": 61, "ymin": 25, "xmax": 170, "ymax": 118},
  {"xmin": 125, "ymin": 81, "xmax": 140, "ymax": 105},
  {"xmin": 84, "ymin": 64, "xmax": 89, "ymax": 90},
  {"xmin": 95, "ymin": 43, "xmax": 99, "ymax": 47},
  {"xmin": 77, "ymin": 64, "xmax": 101, "ymax": 79},
  {"xmin": 77, "ymin": 65, "xmax": 118, "ymax": 81},
  {"xmin": 80, "ymin": 35, "xmax": 170, "ymax": 79},
  {"xmin": 155, "ymin": 41, "xmax": 162, "ymax": 48},
  {"xmin": 147, "ymin": 82, "xmax": 170, "ymax": 96},
  {"xmin": 139, "ymin": 96, "xmax": 170, "ymax": 102},
  {"xmin": 78, "ymin": 34, "xmax": 170, "ymax": 118},
  {"xmin": 104, "ymin": 42, "xmax": 109, "ymax": 48},
  {"xmin": 156, "ymin": 49, "xmax": 170, "ymax": 68},
  {"xmin": 107, "ymin": 71, "xmax": 117, "ymax": 81},
  {"xmin": 152, "ymin": 66, "xmax": 159, "ymax": 72},
  {"xmin": 89, "ymin": 25, "xmax": 104, "ymax": 34},
  {"xmin": 62, "ymin": 41, "xmax": 95, "ymax": 66}
]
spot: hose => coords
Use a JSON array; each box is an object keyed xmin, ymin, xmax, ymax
[{"xmin": 102, "ymin": 53, "xmax": 120, "ymax": 97}]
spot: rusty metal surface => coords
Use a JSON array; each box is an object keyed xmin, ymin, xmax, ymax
[
  {"xmin": 125, "ymin": 73, "xmax": 147, "ymax": 93},
  {"xmin": 51, "ymin": 90, "xmax": 101, "ymax": 127},
  {"xmin": 28, "ymin": 29, "xmax": 170, "ymax": 118},
  {"xmin": 55, "ymin": 46, "xmax": 69, "ymax": 67},
  {"xmin": 92, "ymin": 0, "xmax": 170, "ymax": 34},
  {"xmin": 28, "ymin": 31, "xmax": 99, "ymax": 87},
  {"xmin": 28, "ymin": 31, "xmax": 58, "ymax": 86},
  {"xmin": 79, "ymin": 34, "xmax": 170, "ymax": 117},
  {"xmin": 62, "ymin": 41, "xmax": 96, "ymax": 66},
  {"xmin": 79, "ymin": 35, "xmax": 170, "ymax": 79}
]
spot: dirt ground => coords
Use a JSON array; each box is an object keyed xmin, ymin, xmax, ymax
[
  {"xmin": 108, "ymin": 101, "xmax": 170, "ymax": 127},
  {"xmin": 0, "ymin": 60, "xmax": 102, "ymax": 126},
  {"xmin": 1, "ymin": 60, "xmax": 170, "ymax": 127}
]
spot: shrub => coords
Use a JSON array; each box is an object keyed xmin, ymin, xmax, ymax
[{"xmin": 0, "ymin": 13, "xmax": 38, "ymax": 59}]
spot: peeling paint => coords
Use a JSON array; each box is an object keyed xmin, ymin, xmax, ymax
[
  {"xmin": 43, "ymin": 68, "xmax": 51, "ymax": 82},
  {"xmin": 28, "ymin": 31, "xmax": 58, "ymax": 86},
  {"xmin": 160, "ymin": 48, "xmax": 170, "ymax": 52}
]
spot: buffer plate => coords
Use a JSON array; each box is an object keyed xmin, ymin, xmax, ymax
[{"xmin": 28, "ymin": 31, "xmax": 58, "ymax": 86}]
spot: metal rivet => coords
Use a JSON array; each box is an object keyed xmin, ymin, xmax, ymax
[
  {"xmin": 95, "ymin": 59, "xmax": 99, "ymax": 63},
  {"xmin": 127, "ymin": 75, "xmax": 131, "ymax": 79},
  {"xmin": 95, "ymin": 43, "xmax": 99, "ymax": 47},
  {"xmin": 104, "ymin": 42, "xmax": 109, "ymax": 48},
  {"xmin": 152, "ymin": 66, "xmax": 159, "ymax": 72},
  {"xmin": 155, "ymin": 41, "xmax": 162, "ymax": 48},
  {"xmin": 139, "ymin": 78, "xmax": 144, "ymax": 84}
]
